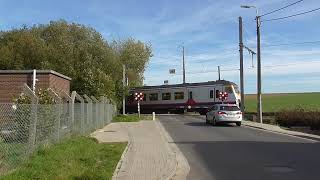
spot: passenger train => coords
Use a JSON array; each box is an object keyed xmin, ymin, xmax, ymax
[{"xmin": 126, "ymin": 80, "xmax": 241, "ymax": 115}]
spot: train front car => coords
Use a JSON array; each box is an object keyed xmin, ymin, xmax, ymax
[
  {"xmin": 190, "ymin": 80, "xmax": 241, "ymax": 115},
  {"xmin": 125, "ymin": 80, "xmax": 241, "ymax": 114}
]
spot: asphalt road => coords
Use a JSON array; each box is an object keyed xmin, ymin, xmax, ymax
[{"xmin": 159, "ymin": 115, "xmax": 320, "ymax": 180}]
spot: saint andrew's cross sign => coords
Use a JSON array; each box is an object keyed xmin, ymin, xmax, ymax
[{"xmin": 134, "ymin": 92, "xmax": 143, "ymax": 117}]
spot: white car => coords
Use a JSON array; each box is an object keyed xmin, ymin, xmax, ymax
[{"xmin": 205, "ymin": 104, "xmax": 242, "ymax": 126}]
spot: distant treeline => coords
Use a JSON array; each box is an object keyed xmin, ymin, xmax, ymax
[{"xmin": 0, "ymin": 20, "xmax": 152, "ymax": 105}]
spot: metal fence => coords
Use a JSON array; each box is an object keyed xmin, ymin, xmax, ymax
[{"xmin": 0, "ymin": 87, "xmax": 116, "ymax": 175}]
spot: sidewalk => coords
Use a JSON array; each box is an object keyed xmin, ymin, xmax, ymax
[
  {"xmin": 91, "ymin": 120, "xmax": 189, "ymax": 180},
  {"xmin": 242, "ymin": 120, "xmax": 320, "ymax": 142}
]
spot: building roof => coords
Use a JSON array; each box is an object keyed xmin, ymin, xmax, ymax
[
  {"xmin": 0, "ymin": 70, "xmax": 72, "ymax": 81},
  {"xmin": 132, "ymin": 80, "xmax": 237, "ymax": 90}
]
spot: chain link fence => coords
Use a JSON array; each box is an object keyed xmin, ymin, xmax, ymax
[{"xmin": 0, "ymin": 91, "xmax": 116, "ymax": 175}]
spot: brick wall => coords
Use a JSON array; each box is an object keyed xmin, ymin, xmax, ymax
[
  {"xmin": 48, "ymin": 74, "xmax": 70, "ymax": 95},
  {"xmin": 0, "ymin": 71, "xmax": 70, "ymax": 103}
]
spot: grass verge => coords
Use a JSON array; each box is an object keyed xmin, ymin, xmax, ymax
[
  {"xmin": 1, "ymin": 137, "xmax": 126, "ymax": 180},
  {"xmin": 112, "ymin": 114, "xmax": 153, "ymax": 122}
]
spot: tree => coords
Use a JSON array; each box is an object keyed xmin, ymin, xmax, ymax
[{"xmin": 0, "ymin": 20, "xmax": 152, "ymax": 105}]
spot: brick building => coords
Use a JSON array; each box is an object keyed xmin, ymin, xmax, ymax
[{"xmin": 0, "ymin": 70, "xmax": 71, "ymax": 103}]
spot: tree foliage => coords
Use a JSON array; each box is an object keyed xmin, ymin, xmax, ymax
[{"xmin": 0, "ymin": 20, "xmax": 152, "ymax": 105}]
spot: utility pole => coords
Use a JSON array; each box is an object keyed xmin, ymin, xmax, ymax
[
  {"xmin": 122, "ymin": 64, "xmax": 126, "ymax": 115},
  {"xmin": 182, "ymin": 46, "xmax": 186, "ymax": 84},
  {"xmin": 218, "ymin": 66, "xmax": 221, "ymax": 80},
  {"xmin": 256, "ymin": 15, "xmax": 263, "ymax": 123},
  {"xmin": 239, "ymin": 16, "xmax": 245, "ymax": 114},
  {"xmin": 240, "ymin": 5, "xmax": 262, "ymax": 123}
]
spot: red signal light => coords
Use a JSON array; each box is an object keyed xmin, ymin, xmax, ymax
[{"xmin": 134, "ymin": 92, "xmax": 144, "ymax": 101}]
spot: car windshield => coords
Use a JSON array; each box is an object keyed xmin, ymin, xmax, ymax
[{"xmin": 220, "ymin": 106, "xmax": 240, "ymax": 111}]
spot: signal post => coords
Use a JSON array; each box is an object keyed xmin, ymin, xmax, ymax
[{"xmin": 134, "ymin": 92, "xmax": 144, "ymax": 118}]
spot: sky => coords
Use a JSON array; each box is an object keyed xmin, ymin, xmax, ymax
[{"xmin": 0, "ymin": 0, "xmax": 320, "ymax": 93}]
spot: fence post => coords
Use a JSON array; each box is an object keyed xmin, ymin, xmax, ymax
[
  {"xmin": 48, "ymin": 89, "xmax": 62, "ymax": 143},
  {"xmin": 84, "ymin": 95, "xmax": 92, "ymax": 132},
  {"xmin": 72, "ymin": 91, "xmax": 85, "ymax": 135},
  {"xmin": 99, "ymin": 97, "xmax": 105, "ymax": 127},
  {"xmin": 22, "ymin": 84, "xmax": 38, "ymax": 154},
  {"xmin": 106, "ymin": 98, "xmax": 112, "ymax": 124},
  {"xmin": 62, "ymin": 91, "xmax": 73, "ymax": 137},
  {"xmin": 91, "ymin": 96, "xmax": 100, "ymax": 129}
]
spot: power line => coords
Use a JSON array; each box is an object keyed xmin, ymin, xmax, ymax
[
  {"xmin": 263, "ymin": 40, "xmax": 320, "ymax": 47},
  {"xmin": 245, "ymin": 61, "xmax": 320, "ymax": 70},
  {"xmin": 260, "ymin": 0, "xmax": 304, "ymax": 17},
  {"xmin": 263, "ymin": 7, "xmax": 320, "ymax": 22},
  {"xmin": 174, "ymin": 68, "xmax": 240, "ymax": 75},
  {"xmin": 144, "ymin": 61, "xmax": 320, "ymax": 79},
  {"xmin": 263, "ymin": 61, "xmax": 320, "ymax": 68}
]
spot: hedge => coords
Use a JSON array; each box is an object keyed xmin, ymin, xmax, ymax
[{"xmin": 275, "ymin": 107, "xmax": 320, "ymax": 129}]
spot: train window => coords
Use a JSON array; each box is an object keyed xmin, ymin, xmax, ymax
[
  {"xmin": 143, "ymin": 94, "xmax": 147, "ymax": 101},
  {"xmin": 225, "ymin": 86, "xmax": 233, "ymax": 93},
  {"xmin": 189, "ymin": 91, "xmax": 193, "ymax": 99},
  {"xmin": 149, "ymin": 93, "xmax": 158, "ymax": 101},
  {"xmin": 162, "ymin": 93, "xmax": 171, "ymax": 100},
  {"xmin": 210, "ymin": 90, "xmax": 214, "ymax": 99},
  {"xmin": 174, "ymin": 92, "xmax": 184, "ymax": 100},
  {"xmin": 216, "ymin": 90, "xmax": 220, "ymax": 98}
]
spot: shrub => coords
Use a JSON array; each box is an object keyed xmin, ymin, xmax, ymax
[
  {"xmin": 275, "ymin": 107, "xmax": 320, "ymax": 129},
  {"xmin": 12, "ymin": 88, "xmax": 57, "ymax": 143}
]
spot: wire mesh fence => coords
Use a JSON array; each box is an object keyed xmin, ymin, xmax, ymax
[{"xmin": 0, "ymin": 95, "xmax": 116, "ymax": 175}]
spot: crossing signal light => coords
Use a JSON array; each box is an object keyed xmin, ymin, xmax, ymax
[
  {"xmin": 134, "ymin": 92, "xmax": 144, "ymax": 101},
  {"xmin": 218, "ymin": 91, "xmax": 228, "ymax": 101}
]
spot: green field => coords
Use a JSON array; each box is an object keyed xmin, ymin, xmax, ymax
[{"xmin": 244, "ymin": 92, "xmax": 320, "ymax": 112}]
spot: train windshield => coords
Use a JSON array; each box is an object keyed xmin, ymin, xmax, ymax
[
  {"xmin": 233, "ymin": 86, "xmax": 240, "ymax": 94},
  {"xmin": 225, "ymin": 86, "xmax": 233, "ymax": 93}
]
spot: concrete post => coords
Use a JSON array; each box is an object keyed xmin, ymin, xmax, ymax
[
  {"xmin": 72, "ymin": 91, "xmax": 85, "ymax": 135},
  {"xmin": 48, "ymin": 88, "xmax": 62, "ymax": 143},
  {"xmin": 91, "ymin": 96, "xmax": 100, "ymax": 129},
  {"xmin": 23, "ymin": 84, "xmax": 38, "ymax": 154},
  {"xmin": 62, "ymin": 91, "xmax": 73, "ymax": 136},
  {"xmin": 84, "ymin": 94, "xmax": 92, "ymax": 132}
]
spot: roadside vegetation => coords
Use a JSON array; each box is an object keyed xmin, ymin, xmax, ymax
[
  {"xmin": 244, "ymin": 93, "xmax": 320, "ymax": 131},
  {"xmin": 245, "ymin": 92, "xmax": 320, "ymax": 112},
  {"xmin": 112, "ymin": 114, "xmax": 153, "ymax": 122},
  {"xmin": 2, "ymin": 137, "xmax": 126, "ymax": 180},
  {"xmin": 275, "ymin": 107, "xmax": 320, "ymax": 129}
]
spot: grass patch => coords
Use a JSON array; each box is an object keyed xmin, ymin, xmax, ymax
[
  {"xmin": 245, "ymin": 92, "xmax": 320, "ymax": 112},
  {"xmin": 1, "ymin": 137, "xmax": 126, "ymax": 180},
  {"xmin": 0, "ymin": 141, "xmax": 27, "ymax": 175},
  {"xmin": 112, "ymin": 114, "xmax": 153, "ymax": 122}
]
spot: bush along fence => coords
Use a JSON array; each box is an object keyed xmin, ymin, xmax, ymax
[{"xmin": 0, "ymin": 84, "xmax": 117, "ymax": 175}]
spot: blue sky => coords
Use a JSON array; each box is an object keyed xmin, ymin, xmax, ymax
[{"xmin": 0, "ymin": 0, "xmax": 320, "ymax": 93}]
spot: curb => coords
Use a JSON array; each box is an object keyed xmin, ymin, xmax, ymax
[
  {"xmin": 154, "ymin": 120, "xmax": 178, "ymax": 180},
  {"xmin": 112, "ymin": 123, "xmax": 131, "ymax": 180},
  {"xmin": 243, "ymin": 121, "xmax": 320, "ymax": 142},
  {"xmin": 155, "ymin": 120, "xmax": 190, "ymax": 180}
]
